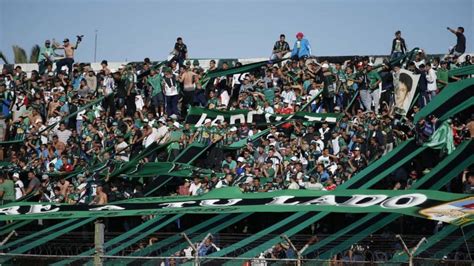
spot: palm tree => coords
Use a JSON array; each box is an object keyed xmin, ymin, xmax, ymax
[{"xmin": 0, "ymin": 44, "xmax": 40, "ymax": 64}]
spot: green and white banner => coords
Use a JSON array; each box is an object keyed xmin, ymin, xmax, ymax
[
  {"xmin": 1, "ymin": 188, "xmax": 472, "ymax": 224},
  {"xmin": 185, "ymin": 107, "xmax": 343, "ymax": 127}
]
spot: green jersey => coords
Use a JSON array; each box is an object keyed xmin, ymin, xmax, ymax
[
  {"xmin": 147, "ymin": 74, "xmax": 162, "ymax": 96},
  {"xmin": 367, "ymin": 70, "xmax": 381, "ymax": 90},
  {"xmin": 0, "ymin": 179, "xmax": 15, "ymax": 202}
]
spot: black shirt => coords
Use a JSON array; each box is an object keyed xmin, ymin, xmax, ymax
[
  {"xmin": 115, "ymin": 78, "xmax": 127, "ymax": 98},
  {"xmin": 174, "ymin": 43, "xmax": 188, "ymax": 60},
  {"xmin": 455, "ymin": 32, "xmax": 466, "ymax": 53}
]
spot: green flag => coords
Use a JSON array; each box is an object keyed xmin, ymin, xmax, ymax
[{"xmin": 423, "ymin": 120, "xmax": 455, "ymax": 154}]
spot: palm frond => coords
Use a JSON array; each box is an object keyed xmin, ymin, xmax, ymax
[
  {"xmin": 29, "ymin": 44, "xmax": 40, "ymax": 63},
  {"xmin": 12, "ymin": 45, "xmax": 28, "ymax": 64},
  {"xmin": 0, "ymin": 51, "xmax": 9, "ymax": 64}
]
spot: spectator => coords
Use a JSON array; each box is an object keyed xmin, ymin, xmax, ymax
[
  {"xmin": 447, "ymin": 26, "xmax": 466, "ymax": 56},
  {"xmin": 390, "ymin": 31, "xmax": 408, "ymax": 60},
  {"xmin": 291, "ymin": 32, "xmax": 311, "ymax": 60},
  {"xmin": 271, "ymin": 34, "xmax": 291, "ymax": 60},
  {"xmin": 12, "ymin": 173, "xmax": 25, "ymax": 200},
  {"xmin": 0, "ymin": 175, "xmax": 15, "ymax": 205},
  {"xmin": 173, "ymin": 37, "xmax": 188, "ymax": 66},
  {"xmin": 53, "ymin": 37, "xmax": 81, "ymax": 76}
]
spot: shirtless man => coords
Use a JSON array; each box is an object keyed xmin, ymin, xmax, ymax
[
  {"xmin": 179, "ymin": 65, "xmax": 197, "ymax": 118},
  {"xmin": 90, "ymin": 185, "xmax": 108, "ymax": 205},
  {"xmin": 54, "ymin": 37, "xmax": 81, "ymax": 75}
]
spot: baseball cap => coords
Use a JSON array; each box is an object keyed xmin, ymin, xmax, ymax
[
  {"xmin": 42, "ymin": 174, "xmax": 49, "ymax": 180},
  {"xmin": 173, "ymin": 122, "xmax": 181, "ymax": 128},
  {"xmin": 13, "ymin": 173, "xmax": 19, "ymax": 178},
  {"xmin": 63, "ymin": 38, "xmax": 70, "ymax": 43},
  {"xmin": 204, "ymin": 118, "xmax": 212, "ymax": 124}
]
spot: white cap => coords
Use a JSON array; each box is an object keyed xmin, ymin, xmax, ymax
[
  {"xmin": 173, "ymin": 122, "xmax": 181, "ymax": 128},
  {"xmin": 291, "ymin": 156, "xmax": 299, "ymax": 162},
  {"xmin": 321, "ymin": 63, "xmax": 329, "ymax": 68},
  {"xmin": 368, "ymin": 62, "xmax": 374, "ymax": 67},
  {"xmin": 42, "ymin": 174, "xmax": 49, "ymax": 180},
  {"xmin": 204, "ymin": 118, "xmax": 212, "ymax": 124},
  {"xmin": 13, "ymin": 173, "xmax": 19, "ymax": 178},
  {"xmin": 237, "ymin": 157, "xmax": 246, "ymax": 163},
  {"xmin": 230, "ymin": 127, "xmax": 238, "ymax": 132},
  {"xmin": 245, "ymin": 176, "xmax": 254, "ymax": 184}
]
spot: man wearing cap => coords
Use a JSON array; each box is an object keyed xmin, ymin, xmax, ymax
[
  {"xmin": 291, "ymin": 32, "xmax": 311, "ymax": 60},
  {"xmin": 167, "ymin": 121, "xmax": 183, "ymax": 159},
  {"xmin": 53, "ymin": 37, "xmax": 81, "ymax": 76},
  {"xmin": 38, "ymin": 40, "xmax": 55, "ymax": 75},
  {"xmin": 115, "ymin": 134, "xmax": 130, "ymax": 162},
  {"xmin": 12, "ymin": 173, "xmax": 25, "ymax": 200},
  {"xmin": 155, "ymin": 118, "xmax": 170, "ymax": 144},
  {"xmin": 193, "ymin": 118, "xmax": 212, "ymax": 145},
  {"xmin": 349, "ymin": 145, "xmax": 367, "ymax": 174}
]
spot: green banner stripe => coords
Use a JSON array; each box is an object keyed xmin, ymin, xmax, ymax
[
  {"xmin": 439, "ymin": 96, "xmax": 474, "ymax": 122},
  {"xmin": 390, "ymin": 224, "xmax": 459, "ymax": 262},
  {"xmin": 0, "ymin": 217, "xmax": 95, "ymax": 264},
  {"xmin": 448, "ymin": 64, "xmax": 474, "ymax": 77},
  {"xmin": 51, "ymin": 215, "xmax": 166, "ymax": 266},
  {"xmin": 414, "ymin": 78, "xmax": 474, "ymax": 123},
  {"xmin": 340, "ymin": 139, "xmax": 418, "ymax": 189},
  {"xmin": 432, "ymin": 226, "xmax": 474, "ymax": 259},
  {"xmin": 0, "ymin": 220, "xmax": 31, "ymax": 235},
  {"xmin": 297, "ymin": 140, "xmax": 470, "ymax": 258},
  {"xmin": 0, "ymin": 218, "xmax": 79, "ymax": 250},
  {"xmin": 304, "ymin": 140, "xmax": 473, "ymax": 259},
  {"xmin": 416, "ymin": 140, "xmax": 473, "ymax": 190},
  {"xmin": 210, "ymin": 212, "xmax": 309, "ymax": 257},
  {"xmin": 129, "ymin": 214, "xmax": 232, "ymax": 258},
  {"xmin": 236, "ymin": 212, "xmax": 329, "ymax": 259},
  {"xmin": 159, "ymin": 213, "xmax": 252, "ymax": 258},
  {"xmin": 106, "ymin": 214, "xmax": 183, "ymax": 256},
  {"xmin": 319, "ymin": 213, "xmax": 399, "ymax": 259},
  {"xmin": 302, "ymin": 213, "xmax": 379, "ymax": 255}
]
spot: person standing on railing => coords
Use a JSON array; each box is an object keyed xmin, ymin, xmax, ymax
[
  {"xmin": 53, "ymin": 37, "xmax": 81, "ymax": 76},
  {"xmin": 390, "ymin": 31, "xmax": 407, "ymax": 60},
  {"xmin": 447, "ymin": 26, "xmax": 466, "ymax": 57},
  {"xmin": 291, "ymin": 32, "xmax": 311, "ymax": 60}
]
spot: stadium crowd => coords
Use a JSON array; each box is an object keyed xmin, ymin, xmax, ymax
[{"xmin": 0, "ymin": 29, "xmax": 473, "ymax": 206}]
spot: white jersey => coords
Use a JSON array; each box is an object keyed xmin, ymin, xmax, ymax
[{"xmin": 15, "ymin": 180, "xmax": 24, "ymax": 199}]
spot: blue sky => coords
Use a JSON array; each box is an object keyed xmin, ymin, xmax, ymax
[{"xmin": 0, "ymin": 0, "xmax": 472, "ymax": 62}]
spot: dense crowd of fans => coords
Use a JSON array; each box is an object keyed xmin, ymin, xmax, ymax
[{"xmin": 0, "ymin": 29, "xmax": 473, "ymax": 207}]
